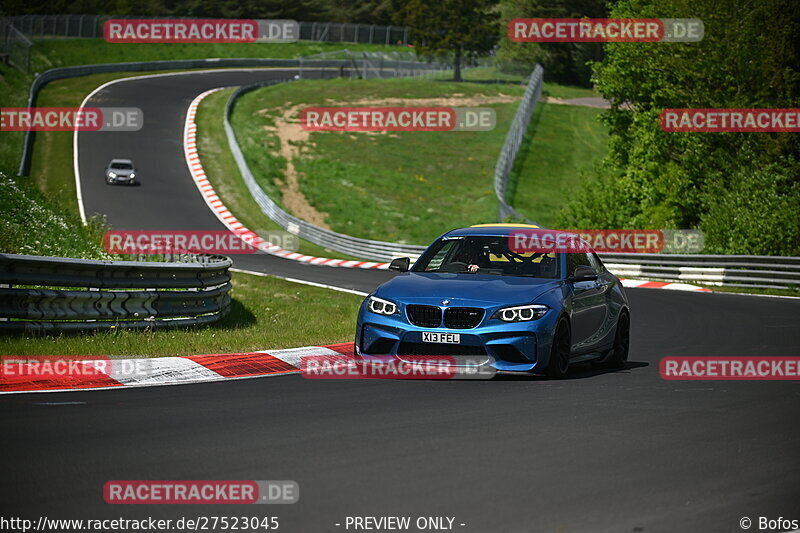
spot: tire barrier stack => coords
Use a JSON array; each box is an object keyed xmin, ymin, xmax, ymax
[{"xmin": 0, "ymin": 253, "xmax": 232, "ymax": 332}]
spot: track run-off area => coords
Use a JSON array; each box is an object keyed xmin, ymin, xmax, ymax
[{"xmin": 2, "ymin": 69, "xmax": 799, "ymax": 532}]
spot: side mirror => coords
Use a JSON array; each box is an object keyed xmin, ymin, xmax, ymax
[
  {"xmin": 389, "ymin": 257, "xmax": 410, "ymax": 272},
  {"xmin": 569, "ymin": 265, "xmax": 598, "ymax": 282}
]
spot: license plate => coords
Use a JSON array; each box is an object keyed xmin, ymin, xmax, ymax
[{"xmin": 422, "ymin": 332, "xmax": 461, "ymax": 344}]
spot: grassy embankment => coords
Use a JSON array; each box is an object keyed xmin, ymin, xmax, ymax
[{"xmin": 228, "ymin": 74, "xmax": 607, "ymax": 245}]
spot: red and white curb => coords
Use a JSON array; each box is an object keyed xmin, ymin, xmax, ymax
[
  {"xmin": 620, "ymin": 279, "xmax": 711, "ymax": 292},
  {"xmin": 0, "ymin": 343, "xmax": 354, "ymax": 394},
  {"xmin": 184, "ymin": 89, "xmax": 389, "ymax": 270}
]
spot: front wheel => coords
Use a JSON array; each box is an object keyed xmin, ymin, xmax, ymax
[
  {"xmin": 546, "ymin": 318, "xmax": 571, "ymax": 379},
  {"xmin": 605, "ymin": 310, "xmax": 630, "ymax": 369}
]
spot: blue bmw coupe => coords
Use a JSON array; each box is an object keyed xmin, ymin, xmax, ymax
[{"xmin": 355, "ymin": 224, "xmax": 630, "ymax": 378}]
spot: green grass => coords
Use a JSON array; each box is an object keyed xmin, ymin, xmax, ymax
[
  {"xmin": 541, "ymin": 81, "xmax": 601, "ymax": 100},
  {"xmin": 457, "ymin": 66, "xmax": 529, "ymax": 83},
  {"xmin": 507, "ymin": 102, "xmax": 608, "ymax": 228},
  {"xmin": 457, "ymin": 68, "xmax": 602, "ymax": 100},
  {"xmin": 0, "ymin": 172, "xmax": 110, "ymax": 259},
  {"xmin": 232, "ymin": 77, "xmax": 527, "ymax": 244},
  {"xmin": 0, "ymin": 66, "xmax": 33, "ymax": 176},
  {"xmin": 0, "ymin": 270, "xmax": 363, "ymax": 357},
  {"xmin": 195, "ymin": 88, "xmax": 363, "ymax": 260},
  {"xmin": 29, "ymin": 39, "xmax": 397, "ymax": 72}
]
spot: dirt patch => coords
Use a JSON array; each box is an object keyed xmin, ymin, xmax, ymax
[
  {"xmin": 259, "ymin": 93, "xmax": 521, "ymax": 227},
  {"xmin": 336, "ymin": 94, "xmax": 519, "ymax": 107},
  {"xmin": 541, "ymin": 96, "xmax": 612, "ymax": 109},
  {"xmin": 262, "ymin": 104, "xmax": 330, "ymax": 229}
]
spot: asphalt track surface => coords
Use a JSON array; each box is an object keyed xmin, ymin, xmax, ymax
[
  {"xmin": 76, "ymin": 68, "xmax": 392, "ymax": 293},
  {"xmin": 2, "ymin": 70, "xmax": 800, "ymax": 532}
]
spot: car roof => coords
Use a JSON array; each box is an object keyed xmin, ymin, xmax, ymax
[
  {"xmin": 443, "ymin": 223, "xmax": 542, "ymax": 238},
  {"xmin": 108, "ymin": 158, "xmax": 134, "ymax": 165}
]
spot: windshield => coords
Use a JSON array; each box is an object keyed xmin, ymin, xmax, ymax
[
  {"xmin": 412, "ymin": 236, "xmax": 560, "ymax": 278},
  {"xmin": 110, "ymin": 162, "xmax": 134, "ymax": 170}
]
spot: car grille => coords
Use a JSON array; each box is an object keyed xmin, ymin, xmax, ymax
[
  {"xmin": 397, "ymin": 342, "xmax": 486, "ymax": 356},
  {"xmin": 444, "ymin": 307, "xmax": 484, "ymax": 329},
  {"xmin": 406, "ymin": 305, "xmax": 441, "ymax": 328}
]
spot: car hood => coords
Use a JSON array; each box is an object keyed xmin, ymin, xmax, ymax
[{"xmin": 374, "ymin": 272, "xmax": 561, "ymax": 307}]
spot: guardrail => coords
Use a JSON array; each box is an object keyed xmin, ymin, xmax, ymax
[
  {"xmin": 0, "ymin": 253, "xmax": 232, "ymax": 332},
  {"xmin": 1, "ymin": 15, "xmax": 409, "ymax": 45},
  {"xmin": 224, "ymin": 79, "xmax": 428, "ymax": 262},
  {"xmin": 599, "ymin": 253, "xmax": 800, "ymax": 290},
  {"xmin": 494, "ymin": 64, "xmax": 543, "ymax": 222},
  {"xmin": 17, "ymin": 56, "xmax": 447, "ymax": 176}
]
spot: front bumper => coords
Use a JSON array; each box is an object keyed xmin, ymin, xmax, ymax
[
  {"xmin": 356, "ymin": 308, "xmax": 559, "ymax": 373},
  {"xmin": 107, "ymin": 175, "xmax": 135, "ymax": 184}
]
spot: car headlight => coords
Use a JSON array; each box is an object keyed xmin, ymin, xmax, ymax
[
  {"xmin": 129, "ymin": 173, "xmax": 135, "ymax": 178},
  {"xmin": 108, "ymin": 171, "xmax": 117, "ymax": 178},
  {"xmin": 493, "ymin": 304, "xmax": 549, "ymax": 322},
  {"xmin": 367, "ymin": 296, "xmax": 398, "ymax": 316}
]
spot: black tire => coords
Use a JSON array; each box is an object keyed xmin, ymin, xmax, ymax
[
  {"xmin": 546, "ymin": 318, "xmax": 571, "ymax": 379},
  {"xmin": 605, "ymin": 310, "xmax": 630, "ymax": 369}
]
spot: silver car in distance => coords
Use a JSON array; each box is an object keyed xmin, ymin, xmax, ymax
[{"xmin": 105, "ymin": 159, "xmax": 137, "ymax": 185}]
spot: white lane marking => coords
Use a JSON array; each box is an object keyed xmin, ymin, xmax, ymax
[
  {"xmin": 72, "ymin": 68, "xmax": 299, "ymax": 225},
  {"xmin": 74, "ymin": 87, "xmax": 99, "ymax": 223},
  {"xmin": 230, "ymin": 268, "xmax": 369, "ymax": 296}
]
